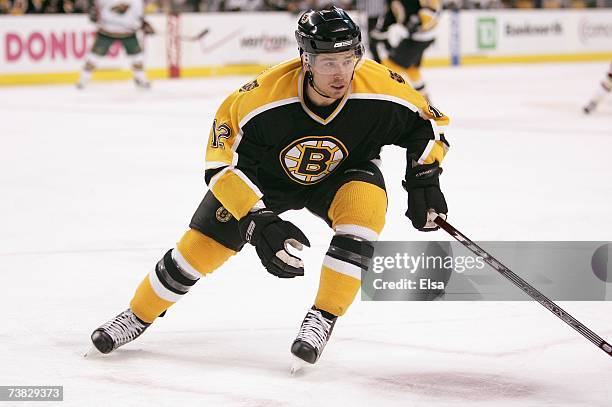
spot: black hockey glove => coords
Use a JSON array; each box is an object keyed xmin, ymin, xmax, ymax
[
  {"xmin": 239, "ymin": 209, "xmax": 310, "ymax": 278},
  {"xmin": 402, "ymin": 161, "xmax": 448, "ymax": 231},
  {"xmin": 141, "ymin": 19, "xmax": 155, "ymax": 35},
  {"xmin": 88, "ymin": 7, "xmax": 99, "ymax": 23}
]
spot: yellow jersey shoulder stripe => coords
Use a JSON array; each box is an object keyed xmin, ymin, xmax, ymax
[
  {"xmin": 235, "ymin": 58, "xmax": 302, "ymax": 127},
  {"xmin": 238, "ymin": 96, "xmax": 300, "ymax": 130},
  {"xmin": 352, "ymin": 59, "xmax": 430, "ymax": 112}
]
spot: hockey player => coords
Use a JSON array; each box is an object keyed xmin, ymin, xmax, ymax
[
  {"xmin": 583, "ymin": 62, "xmax": 611, "ymax": 114},
  {"xmin": 90, "ymin": 7, "xmax": 450, "ymax": 368},
  {"xmin": 370, "ymin": 0, "xmax": 441, "ymax": 102},
  {"xmin": 76, "ymin": 0, "xmax": 153, "ymax": 89}
]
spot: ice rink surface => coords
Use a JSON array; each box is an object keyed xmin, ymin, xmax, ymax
[{"xmin": 1, "ymin": 61, "xmax": 611, "ymax": 406}]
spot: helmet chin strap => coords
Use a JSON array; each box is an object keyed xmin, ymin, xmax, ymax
[{"xmin": 306, "ymin": 70, "xmax": 333, "ymax": 99}]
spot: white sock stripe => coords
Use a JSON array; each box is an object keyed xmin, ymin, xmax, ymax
[
  {"xmin": 172, "ymin": 247, "xmax": 202, "ymax": 279},
  {"xmin": 148, "ymin": 270, "xmax": 182, "ymax": 303},
  {"xmin": 323, "ymin": 255, "xmax": 362, "ymax": 280},
  {"xmin": 85, "ymin": 52, "xmax": 99, "ymax": 65},
  {"xmin": 334, "ymin": 224, "xmax": 379, "ymax": 241}
]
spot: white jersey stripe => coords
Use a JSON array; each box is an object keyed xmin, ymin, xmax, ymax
[
  {"xmin": 238, "ymin": 97, "xmax": 300, "ymax": 130},
  {"xmin": 207, "ymin": 167, "xmax": 231, "ymax": 189},
  {"xmin": 208, "ymin": 167, "xmax": 263, "ymax": 199},
  {"xmin": 349, "ymin": 93, "xmax": 419, "ymax": 113},
  {"xmin": 205, "ymin": 161, "xmax": 228, "ymax": 170},
  {"xmin": 418, "ymin": 139, "xmax": 435, "ymax": 165},
  {"xmin": 234, "ymin": 168, "xmax": 264, "ymax": 198}
]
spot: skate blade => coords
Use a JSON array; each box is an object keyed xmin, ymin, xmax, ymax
[
  {"xmin": 290, "ymin": 356, "xmax": 307, "ymax": 375},
  {"xmin": 83, "ymin": 345, "xmax": 100, "ymax": 358}
]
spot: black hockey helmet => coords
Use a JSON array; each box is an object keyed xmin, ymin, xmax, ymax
[{"xmin": 295, "ymin": 7, "xmax": 362, "ymax": 55}]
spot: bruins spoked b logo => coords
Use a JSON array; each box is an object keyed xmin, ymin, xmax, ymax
[
  {"xmin": 280, "ymin": 136, "xmax": 348, "ymax": 185},
  {"xmin": 215, "ymin": 206, "xmax": 233, "ymax": 222}
]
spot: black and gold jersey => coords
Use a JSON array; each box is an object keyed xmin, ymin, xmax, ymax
[
  {"xmin": 204, "ymin": 58, "xmax": 449, "ymax": 220},
  {"xmin": 380, "ymin": 0, "xmax": 441, "ymax": 41}
]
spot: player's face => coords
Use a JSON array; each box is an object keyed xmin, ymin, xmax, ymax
[{"xmin": 309, "ymin": 50, "xmax": 358, "ymax": 99}]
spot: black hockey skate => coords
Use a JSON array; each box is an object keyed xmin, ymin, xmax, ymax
[
  {"xmin": 90, "ymin": 309, "xmax": 150, "ymax": 354},
  {"xmin": 291, "ymin": 307, "xmax": 337, "ymax": 365},
  {"xmin": 583, "ymin": 101, "xmax": 597, "ymax": 114},
  {"xmin": 134, "ymin": 78, "xmax": 151, "ymax": 89}
]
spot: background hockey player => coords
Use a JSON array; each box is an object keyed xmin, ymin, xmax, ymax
[
  {"xmin": 90, "ymin": 7, "xmax": 450, "ymax": 369},
  {"xmin": 370, "ymin": 0, "xmax": 441, "ymax": 102},
  {"xmin": 583, "ymin": 62, "xmax": 611, "ymax": 114},
  {"xmin": 76, "ymin": 0, "xmax": 153, "ymax": 89}
]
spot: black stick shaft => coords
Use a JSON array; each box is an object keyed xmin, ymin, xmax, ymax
[{"xmin": 434, "ymin": 216, "xmax": 612, "ymax": 358}]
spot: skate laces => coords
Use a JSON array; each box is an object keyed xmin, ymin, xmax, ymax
[
  {"xmin": 296, "ymin": 309, "xmax": 333, "ymax": 351},
  {"xmin": 100, "ymin": 309, "xmax": 147, "ymax": 348}
]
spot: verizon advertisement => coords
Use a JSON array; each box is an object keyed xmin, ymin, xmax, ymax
[{"xmin": 178, "ymin": 12, "xmax": 298, "ymax": 67}]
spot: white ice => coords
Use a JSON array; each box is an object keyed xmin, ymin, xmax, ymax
[{"xmin": 0, "ymin": 62, "xmax": 611, "ymax": 406}]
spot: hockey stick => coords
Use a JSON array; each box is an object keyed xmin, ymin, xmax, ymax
[
  {"xmin": 147, "ymin": 28, "xmax": 209, "ymax": 42},
  {"xmin": 179, "ymin": 28, "xmax": 209, "ymax": 42},
  {"xmin": 432, "ymin": 214, "xmax": 612, "ymax": 358}
]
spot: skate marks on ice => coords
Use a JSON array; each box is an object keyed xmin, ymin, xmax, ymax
[
  {"xmin": 80, "ymin": 330, "xmax": 316, "ymax": 378},
  {"xmin": 369, "ymin": 371, "xmax": 608, "ymax": 407},
  {"xmin": 79, "ymin": 373, "xmax": 291, "ymax": 407},
  {"xmin": 372, "ymin": 371, "xmax": 546, "ymax": 402},
  {"xmin": 336, "ymin": 333, "xmax": 612, "ymax": 359},
  {"xmin": 79, "ymin": 332, "xmax": 301, "ymax": 376}
]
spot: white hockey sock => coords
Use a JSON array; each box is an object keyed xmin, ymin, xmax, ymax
[
  {"xmin": 591, "ymin": 84, "xmax": 609, "ymax": 104},
  {"xmin": 78, "ymin": 54, "xmax": 99, "ymax": 86},
  {"xmin": 130, "ymin": 53, "xmax": 149, "ymax": 83},
  {"xmin": 78, "ymin": 69, "xmax": 92, "ymax": 86},
  {"xmin": 132, "ymin": 68, "xmax": 148, "ymax": 83}
]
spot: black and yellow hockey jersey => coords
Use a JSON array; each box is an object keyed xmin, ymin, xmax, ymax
[
  {"xmin": 204, "ymin": 58, "xmax": 449, "ymax": 220},
  {"xmin": 380, "ymin": 0, "xmax": 441, "ymax": 42}
]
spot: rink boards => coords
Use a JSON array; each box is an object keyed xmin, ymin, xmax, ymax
[{"xmin": 0, "ymin": 9, "xmax": 611, "ymax": 85}]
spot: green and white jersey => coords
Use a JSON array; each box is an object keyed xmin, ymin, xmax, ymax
[{"xmin": 96, "ymin": 0, "xmax": 143, "ymax": 37}]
